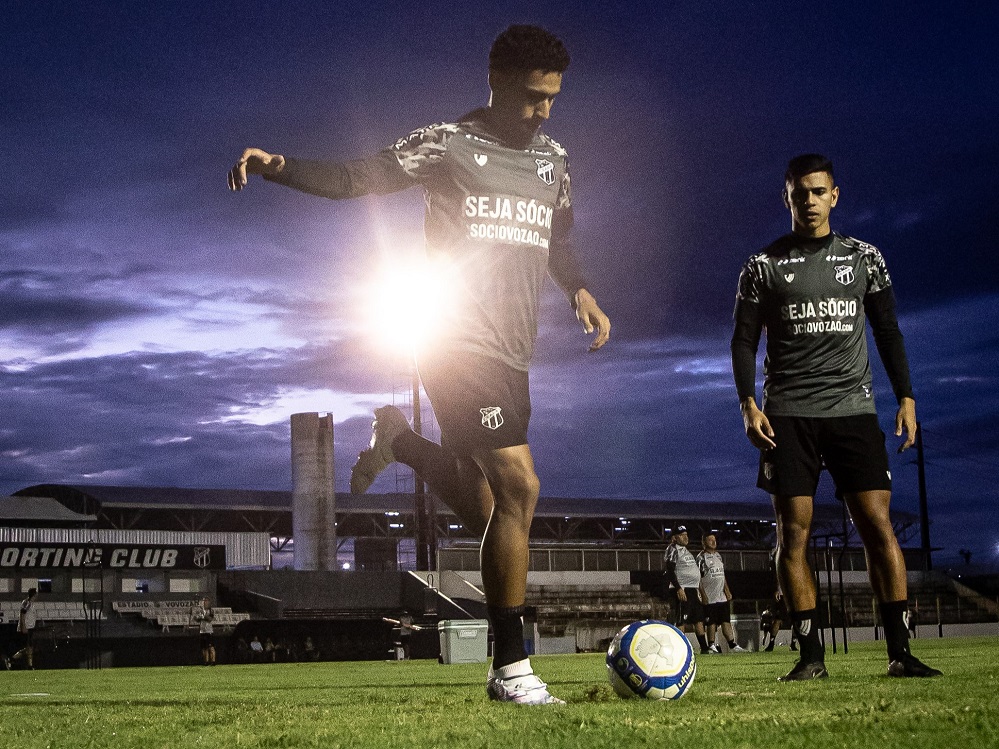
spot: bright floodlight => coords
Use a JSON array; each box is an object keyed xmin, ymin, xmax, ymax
[{"xmin": 364, "ymin": 255, "xmax": 457, "ymax": 355}]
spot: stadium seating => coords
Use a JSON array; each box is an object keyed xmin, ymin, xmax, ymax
[{"xmin": 524, "ymin": 583, "xmax": 663, "ymax": 638}]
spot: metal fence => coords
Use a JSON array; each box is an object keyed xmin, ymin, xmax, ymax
[{"xmin": 437, "ymin": 545, "xmax": 875, "ymax": 573}]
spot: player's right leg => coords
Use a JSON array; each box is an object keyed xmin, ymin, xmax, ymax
[
  {"xmin": 773, "ymin": 494, "xmax": 827, "ymax": 681},
  {"xmin": 761, "ymin": 417, "xmax": 827, "ymax": 680}
]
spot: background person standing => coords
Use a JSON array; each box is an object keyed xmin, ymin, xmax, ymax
[
  {"xmin": 697, "ymin": 533, "xmax": 747, "ymax": 653},
  {"xmin": 190, "ymin": 597, "xmax": 216, "ymax": 666},
  {"xmin": 664, "ymin": 526, "xmax": 710, "ymax": 655},
  {"xmin": 10, "ymin": 588, "xmax": 38, "ymax": 669}
]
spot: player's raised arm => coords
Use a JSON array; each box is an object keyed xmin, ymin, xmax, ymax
[{"xmin": 227, "ymin": 148, "xmax": 286, "ymax": 191}]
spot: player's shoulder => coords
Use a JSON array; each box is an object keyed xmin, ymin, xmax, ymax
[
  {"xmin": 743, "ymin": 234, "xmax": 793, "ymax": 270},
  {"xmin": 536, "ymin": 132, "xmax": 569, "ymax": 159},
  {"xmin": 391, "ymin": 121, "xmax": 462, "ymax": 151},
  {"xmin": 835, "ymin": 232, "xmax": 883, "ymax": 258}
]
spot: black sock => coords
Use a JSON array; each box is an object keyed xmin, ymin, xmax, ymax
[
  {"xmin": 696, "ymin": 634, "xmax": 710, "ymax": 652},
  {"xmin": 791, "ymin": 609, "xmax": 823, "ymax": 662},
  {"xmin": 392, "ymin": 431, "xmax": 485, "ymax": 532},
  {"xmin": 878, "ymin": 600, "xmax": 910, "ymax": 661},
  {"xmin": 727, "ymin": 639, "xmax": 738, "ymax": 649},
  {"xmin": 488, "ymin": 606, "xmax": 528, "ymax": 670},
  {"xmin": 392, "ymin": 431, "xmax": 453, "ymax": 485}
]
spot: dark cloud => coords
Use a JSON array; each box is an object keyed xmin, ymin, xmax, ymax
[
  {"xmin": 1, "ymin": 1, "xmax": 997, "ymax": 572},
  {"xmin": 0, "ymin": 273, "xmax": 155, "ymax": 345}
]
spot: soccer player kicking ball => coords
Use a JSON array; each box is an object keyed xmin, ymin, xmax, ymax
[
  {"xmin": 730, "ymin": 154, "xmax": 940, "ymax": 681},
  {"xmin": 229, "ymin": 25, "xmax": 610, "ymax": 704}
]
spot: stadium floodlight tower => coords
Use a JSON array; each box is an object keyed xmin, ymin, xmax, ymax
[{"xmin": 291, "ymin": 412, "xmax": 336, "ymax": 571}]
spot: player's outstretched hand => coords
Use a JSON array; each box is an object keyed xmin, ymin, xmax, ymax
[
  {"xmin": 895, "ymin": 397, "xmax": 917, "ymax": 453},
  {"xmin": 740, "ymin": 398, "xmax": 776, "ymax": 450},
  {"xmin": 574, "ymin": 288, "xmax": 610, "ymax": 352},
  {"xmin": 227, "ymin": 148, "xmax": 286, "ymax": 191}
]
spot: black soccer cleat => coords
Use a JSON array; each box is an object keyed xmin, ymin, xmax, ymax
[
  {"xmin": 887, "ymin": 654, "xmax": 942, "ymax": 678},
  {"xmin": 778, "ymin": 659, "xmax": 829, "ymax": 682}
]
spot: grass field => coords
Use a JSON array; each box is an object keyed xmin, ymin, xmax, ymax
[{"xmin": 1, "ymin": 636, "xmax": 995, "ymax": 748}]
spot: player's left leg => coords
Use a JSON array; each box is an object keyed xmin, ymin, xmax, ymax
[
  {"xmin": 844, "ymin": 490, "xmax": 941, "ymax": 677},
  {"xmin": 721, "ymin": 621, "xmax": 747, "ymax": 652},
  {"xmin": 690, "ymin": 602, "xmax": 710, "ymax": 654},
  {"xmin": 705, "ymin": 620, "xmax": 718, "ymax": 652}
]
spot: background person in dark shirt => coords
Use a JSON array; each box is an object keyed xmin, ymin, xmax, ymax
[{"xmin": 731, "ymin": 154, "xmax": 940, "ymax": 681}]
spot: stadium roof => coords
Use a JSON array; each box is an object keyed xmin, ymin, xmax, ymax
[
  {"xmin": 8, "ymin": 483, "xmax": 919, "ymax": 547},
  {"xmin": 0, "ymin": 495, "xmax": 97, "ymax": 525}
]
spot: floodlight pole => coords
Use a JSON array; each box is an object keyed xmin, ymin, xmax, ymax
[
  {"xmin": 916, "ymin": 422, "xmax": 932, "ymax": 571},
  {"xmin": 412, "ymin": 367, "xmax": 437, "ymax": 571}
]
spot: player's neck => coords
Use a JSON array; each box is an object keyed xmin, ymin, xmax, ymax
[
  {"xmin": 792, "ymin": 225, "xmax": 832, "ymax": 240},
  {"xmin": 481, "ymin": 107, "xmax": 537, "ymax": 149}
]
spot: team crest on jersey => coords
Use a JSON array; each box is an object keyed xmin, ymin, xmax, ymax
[
  {"xmin": 784, "ymin": 273, "xmax": 795, "ymax": 283},
  {"xmin": 480, "ymin": 407, "xmax": 504, "ymax": 430},
  {"xmin": 763, "ymin": 463, "xmax": 774, "ymax": 480},
  {"xmin": 474, "ymin": 153, "xmax": 488, "ymax": 166},
  {"xmin": 535, "ymin": 159, "xmax": 555, "ymax": 185},
  {"xmin": 834, "ymin": 265, "xmax": 855, "ymax": 285}
]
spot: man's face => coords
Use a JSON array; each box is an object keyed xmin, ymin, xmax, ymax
[
  {"xmin": 674, "ymin": 531, "xmax": 689, "ymax": 547},
  {"xmin": 489, "ymin": 69, "xmax": 563, "ymax": 142},
  {"xmin": 703, "ymin": 534, "xmax": 717, "ymax": 551},
  {"xmin": 784, "ymin": 170, "xmax": 839, "ymax": 237}
]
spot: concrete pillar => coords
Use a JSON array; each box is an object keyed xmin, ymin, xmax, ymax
[{"xmin": 291, "ymin": 412, "xmax": 336, "ymax": 571}]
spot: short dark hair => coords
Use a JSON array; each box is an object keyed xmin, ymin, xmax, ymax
[
  {"xmin": 28, "ymin": 587, "xmax": 37, "ymax": 596},
  {"xmin": 489, "ymin": 25, "xmax": 570, "ymax": 74},
  {"xmin": 785, "ymin": 153, "xmax": 834, "ymax": 184}
]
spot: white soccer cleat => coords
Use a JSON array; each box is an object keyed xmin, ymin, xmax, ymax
[
  {"xmin": 349, "ymin": 405, "xmax": 411, "ymax": 494},
  {"xmin": 486, "ymin": 659, "xmax": 565, "ymax": 705},
  {"xmin": 730, "ymin": 644, "xmax": 749, "ymax": 653},
  {"xmin": 708, "ymin": 644, "xmax": 722, "ymax": 654}
]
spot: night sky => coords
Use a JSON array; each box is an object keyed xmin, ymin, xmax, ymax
[{"xmin": 3, "ymin": 2, "xmax": 997, "ymax": 569}]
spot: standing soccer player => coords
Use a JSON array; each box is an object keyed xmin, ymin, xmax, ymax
[
  {"xmin": 229, "ymin": 25, "xmax": 610, "ymax": 704},
  {"xmin": 731, "ymin": 154, "xmax": 940, "ymax": 681}
]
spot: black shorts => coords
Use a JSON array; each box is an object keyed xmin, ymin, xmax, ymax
[
  {"xmin": 200, "ymin": 633, "xmax": 214, "ymax": 649},
  {"xmin": 679, "ymin": 588, "xmax": 705, "ymax": 625},
  {"xmin": 757, "ymin": 414, "xmax": 891, "ymax": 497},
  {"xmin": 418, "ymin": 350, "xmax": 531, "ymax": 455},
  {"xmin": 704, "ymin": 601, "xmax": 730, "ymax": 625}
]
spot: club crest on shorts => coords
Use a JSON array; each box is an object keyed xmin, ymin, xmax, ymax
[
  {"xmin": 480, "ymin": 406, "xmax": 504, "ymax": 430},
  {"xmin": 784, "ymin": 273, "xmax": 795, "ymax": 283},
  {"xmin": 763, "ymin": 462, "xmax": 774, "ymax": 480},
  {"xmin": 474, "ymin": 153, "xmax": 488, "ymax": 166},
  {"xmin": 834, "ymin": 265, "xmax": 855, "ymax": 285},
  {"xmin": 535, "ymin": 159, "xmax": 555, "ymax": 185}
]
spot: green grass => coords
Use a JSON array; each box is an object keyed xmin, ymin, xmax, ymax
[{"xmin": 1, "ymin": 637, "xmax": 995, "ymax": 748}]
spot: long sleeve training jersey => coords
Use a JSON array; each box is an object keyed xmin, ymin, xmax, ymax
[{"xmin": 266, "ymin": 108, "xmax": 589, "ymax": 371}]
